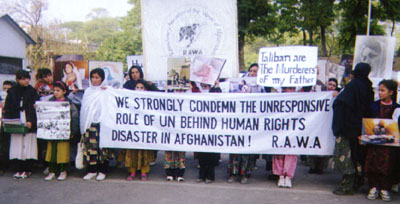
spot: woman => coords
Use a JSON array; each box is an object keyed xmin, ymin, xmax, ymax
[
  {"xmin": 81, "ymin": 68, "xmax": 113, "ymax": 181},
  {"xmin": 332, "ymin": 62, "xmax": 374, "ymax": 195},
  {"xmin": 4, "ymin": 70, "xmax": 39, "ymax": 179}
]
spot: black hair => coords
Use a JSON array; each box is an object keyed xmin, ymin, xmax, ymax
[
  {"xmin": 248, "ymin": 63, "xmax": 259, "ymax": 71},
  {"xmin": 128, "ymin": 65, "xmax": 144, "ymax": 80},
  {"xmin": 90, "ymin": 68, "xmax": 105, "ymax": 82},
  {"xmin": 379, "ymin": 79, "xmax": 398, "ymax": 103},
  {"xmin": 3, "ymin": 80, "xmax": 14, "ymax": 86},
  {"xmin": 209, "ymin": 87, "xmax": 222, "ymax": 93},
  {"xmin": 133, "ymin": 79, "xmax": 151, "ymax": 90},
  {"xmin": 36, "ymin": 68, "xmax": 52, "ymax": 80},
  {"xmin": 15, "ymin": 70, "xmax": 31, "ymax": 80},
  {"xmin": 53, "ymin": 81, "xmax": 70, "ymax": 96},
  {"xmin": 328, "ymin": 78, "xmax": 338, "ymax": 87}
]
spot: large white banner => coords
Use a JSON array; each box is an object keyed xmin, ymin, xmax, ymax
[
  {"xmin": 257, "ymin": 46, "xmax": 318, "ymax": 87},
  {"xmin": 36, "ymin": 101, "xmax": 70, "ymax": 140},
  {"xmin": 100, "ymin": 89, "xmax": 336, "ymax": 155},
  {"xmin": 141, "ymin": 0, "xmax": 239, "ymax": 81}
]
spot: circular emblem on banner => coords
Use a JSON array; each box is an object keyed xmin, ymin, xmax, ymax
[{"xmin": 164, "ymin": 7, "xmax": 224, "ymax": 56}]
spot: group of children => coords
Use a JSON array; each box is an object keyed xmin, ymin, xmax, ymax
[{"xmin": 0, "ymin": 63, "xmax": 399, "ymax": 202}]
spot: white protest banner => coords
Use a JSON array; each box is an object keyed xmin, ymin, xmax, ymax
[
  {"xmin": 141, "ymin": 0, "xmax": 239, "ymax": 81},
  {"xmin": 257, "ymin": 46, "xmax": 318, "ymax": 87},
  {"xmin": 36, "ymin": 101, "xmax": 70, "ymax": 140},
  {"xmin": 100, "ymin": 89, "xmax": 336, "ymax": 155}
]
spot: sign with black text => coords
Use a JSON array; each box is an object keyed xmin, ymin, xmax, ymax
[
  {"xmin": 99, "ymin": 89, "xmax": 335, "ymax": 155},
  {"xmin": 257, "ymin": 46, "xmax": 318, "ymax": 87},
  {"xmin": 36, "ymin": 101, "xmax": 71, "ymax": 140}
]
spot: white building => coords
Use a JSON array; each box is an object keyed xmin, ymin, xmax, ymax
[{"xmin": 0, "ymin": 14, "xmax": 35, "ymax": 86}]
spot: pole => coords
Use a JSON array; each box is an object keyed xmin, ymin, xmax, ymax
[{"xmin": 367, "ymin": 0, "xmax": 372, "ymax": 35}]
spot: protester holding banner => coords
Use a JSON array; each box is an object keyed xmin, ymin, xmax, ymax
[
  {"xmin": 81, "ymin": 68, "xmax": 113, "ymax": 181},
  {"xmin": 42, "ymin": 81, "xmax": 79, "ymax": 181},
  {"xmin": 363, "ymin": 79, "xmax": 399, "ymax": 201},
  {"xmin": 4, "ymin": 70, "xmax": 39, "ymax": 179},
  {"xmin": 332, "ymin": 62, "xmax": 374, "ymax": 195},
  {"xmin": 273, "ymin": 87, "xmax": 298, "ymax": 188},
  {"xmin": 121, "ymin": 80, "xmax": 155, "ymax": 181}
]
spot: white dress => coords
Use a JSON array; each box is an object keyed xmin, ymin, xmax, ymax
[{"xmin": 8, "ymin": 111, "xmax": 38, "ymax": 160}]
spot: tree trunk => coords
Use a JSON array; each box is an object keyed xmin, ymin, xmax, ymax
[
  {"xmin": 308, "ymin": 30, "xmax": 313, "ymax": 46},
  {"xmin": 320, "ymin": 25, "xmax": 327, "ymax": 56},
  {"xmin": 302, "ymin": 29, "xmax": 307, "ymax": 45},
  {"xmin": 238, "ymin": 34, "xmax": 245, "ymax": 71},
  {"xmin": 391, "ymin": 19, "xmax": 396, "ymax": 36}
]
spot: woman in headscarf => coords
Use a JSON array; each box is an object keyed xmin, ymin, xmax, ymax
[
  {"xmin": 332, "ymin": 62, "xmax": 374, "ymax": 195},
  {"xmin": 123, "ymin": 66, "xmax": 159, "ymax": 91}
]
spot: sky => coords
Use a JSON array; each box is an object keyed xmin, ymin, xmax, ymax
[{"xmin": 45, "ymin": 0, "xmax": 133, "ymax": 22}]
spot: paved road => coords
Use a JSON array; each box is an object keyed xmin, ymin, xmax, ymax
[{"xmin": 0, "ymin": 153, "xmax": 398, "ymax": 204}]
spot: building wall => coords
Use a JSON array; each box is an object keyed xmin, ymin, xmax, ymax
[{"xmin": 0, "ymin": 19, "xmax": 27, "ymax": 60}]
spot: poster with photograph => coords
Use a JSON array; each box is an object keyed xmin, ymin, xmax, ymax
[
  {"xmin": 126, "ymin": 55, "xmax": 143, "ymax": 70},
  {"xmin": 317, "ymin": 59, "xmax": 327, "ymax": 86},
  {"xmin": 53, "ymin": 61, "xmax": 89, "ymax": 90},
  {"xmin": 360, "ymin": 118, "xmax": 400, "ymax": 147},
  {"xmin": 89, "ymin": 61, "xmax": 123, "ymax": 88},
  {"xmin": 190, "ymin": 56, "xmax": 226, "ymax": 85},
  {"xmin": 353, "ymin": 36, "xmax": 397, "ymax": 85},
  {"xmin": 141, "ymin": 0, "xmax": 239, "ymax": 81},
  {"xmin": 36, "ymin": 101, "xmax": 70, "ymax": 140},
  {"xmin": 326, "ymin": 61, "xmax": 345, "ymax": 87},
  {"xmin": 167, "ymin": 57, "xmax": 191, "ymax": 89},
  {"xmin": 229, "ymin": 77, "xmax": 263, "ymax": 93}
]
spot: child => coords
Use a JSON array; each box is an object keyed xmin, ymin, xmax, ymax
[
  {"xmin": 34, "ymin": 68, "xmax": 54, "ymax": 100},
  {"xmin": 81, "ymin": 68, "xmax": 112, "ymax": 181},
  {"xmin": 273, "ymin": 87, "xmax": 298, "ymax": 188},
  {"xmin": 44, "ymin": 81, "xmax": 79, "ymax": 181},
  {"xmin": 3, "ymin": 70, "xmax": 39, "ymax": 179},
  {"xmin": 365, "ymin": 79, "xmax": 399, "ymax": 201}
]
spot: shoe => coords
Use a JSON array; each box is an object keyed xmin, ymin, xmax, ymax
[
  {"xmin": 278, "ymin": 176, "xmax": 285, "ymax": 187},
  {"xmin": 13, "ymin": 172, "xmax": 22, "ymax": 179},
  {"xmin": 166, "ymin": 176, "xmax": 173, "ymax": 181},
  {"xmin": 57, "ymin": 171, "xmax": 67, "ymax": 181},
  {"xmin": 205, "ymin": 179, "xmax": 213, "ymax": 183},
  {"xmin": 43, "ymin": 167, "xmax": 49, "ymax": 175},
  {"xmin": 149, "ymin": 161, "xmax": 156, "ymax": 166},
  {"xmin": 391, "ymin": 184, "xmax": 399, "ymax": 192},
  {"xmin": 96, "ymin": 172, "xmax": 106, "ymax": 181},
  {"xmin": 367, "ymin": 187, "xmax": 378, "ymax": 200},
  {"xmin": 19, "ymin": 172, "xmax": 31, "ymax": 179},
  {"xmin": 227, "ymin": 176, "xmax": 235, "ymax": 183},
  {"xmin": 127, "ymin": 173, "xmax": 135, "ymax": 181},
  {"xmin": 44, "ymin": 173, "xmax": 56, "ymax": 181},
  {"xmin": 333, "ymin": 187, "xmax": 354, "ymax": 195},
  {"xmin": 177, "ymin": 177, "xmax": 184, "ymax": 182},
  {"xmin": 268, "ymin": 174, "xmax": 279, "ymax": 180},
  {"xmin": 240, "ymin": 176, "xmax": 248, "ymax": 184},
  {"xmin": 284, "ymin": 177, "xmax": 292, "ymax": 188},
  {"xmin": 141, "ymin": 174, "xmax": 147, "ymax": 181},
  {"xmin": 83, "ymin": 172, "xmax": 97, "ymax": 180},
  {"xmin": 380, "ymin": 190, "xmax": 391, "ymax": 202},
  {"xmin": 196, "ymin": 178, "xmax": 203, "ymax": 183}
]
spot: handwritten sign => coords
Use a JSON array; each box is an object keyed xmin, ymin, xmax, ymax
[{"xmin": 36, "ymin": 101, "xmax": 70, "ymax": 140}]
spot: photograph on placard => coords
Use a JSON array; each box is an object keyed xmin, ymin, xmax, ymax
[
  {"xmin": 167, "ymin": 57, "xmax": 191, "ymax": 89},
  {"xmin": 353, "ymin": 36, "xmax": 396, "ymax": 80},
  {"xmin": 89, "ymin": 61, "xmax": 123, "ymax": 88},
  {"xmin": 229, "ymin": 77, "xmax": 263, "ymax": 93},
  {"xmin": 53, "ymin": 61, "xmax": 88, "ymax": 90},
  {"xmin": 360, "ymin": 118, "xmax": 400, "ymax": 147},
  {"xmin": 190, "ymin": 56, "xmax": 226, "ymax": 85},
  {"xmin": 327, "ymin": 62, "xmax": 345, "ymax": 88}
]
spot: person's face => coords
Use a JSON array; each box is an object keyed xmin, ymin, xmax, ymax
[
  {"xmin": 3, "ymin": 84, "xmax": 12, "ymax": 92},
  {"xmin": 282, "ymin": 87, "xmax": 296, "ymax": 93},
  {"xmin": 53, "ymin": 87, "xmax": 66, "ymax": 99},
  {"xmin": 135, "ymin": 83, "xmax": 146, "ymax": 91},
  {"xmin": 17, "ymin": 78, "xmax": 30, "ymax": 87},
  {"xmin": 91, "ymin": 73, "xmax": 103, "ymax": 86},
  {"xmin": 328, "ymin": 81, "xmax": 337, "ymax": 91},
  {"xmin": 248, "ymin": 66, "xmax": 259, "ymax": 77},
  {"xmin": 378, "ymin": 84, "xmax": 393, "ymax": 101},
  {"xmin": 65, "ymin": 64, "xmax": 73, "ymax": 74},
  {"xmin": 130, "ymin": 68, "xmax": 141, "ymax": 81},
  {"xmin": 43, "ymin": 74, "xmax": 53, "ymax": 85},
  {"xmin": 200, "ymin": 83, "xmax": 211, "ymax": 91}
]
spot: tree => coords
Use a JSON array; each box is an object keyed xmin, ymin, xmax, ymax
[{"xmin": 378, "ymin": 0, "xmax": 400, "ymax": 36}]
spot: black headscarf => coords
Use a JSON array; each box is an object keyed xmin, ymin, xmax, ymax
[
  {"xmin": 123, "ymin": 66, "xmax": 144, "ymax": 90},
  {"xmin": 332, "ymin": 62, "xmax": 374, "ymax": 138}
]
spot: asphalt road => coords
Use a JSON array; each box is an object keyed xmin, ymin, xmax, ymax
[{"xmin": 0, "ymin": 153, "xmax": 398, "ymax": 204}]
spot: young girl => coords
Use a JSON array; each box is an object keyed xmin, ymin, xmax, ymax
[
  {"xmin": 273, "ymin": 87, "xmax": 298, "ymax": 188},
  {"xmin": 44, "ymin": 81, "xmax": 79, "ymax": 181},
  {"xmin": 365, "ymin": 79, "xmax": 399, "ymax": 201},
  {"xmin": 4, "ymin": 70, "xmax": 39, "ymax": 179},
  {"xmin": 122, "ymin": 80, "xmax": 155, "ymax": 181},
  {"xmin": 81, "ymin": 68, "xmax": 113, "ymax": 181}
]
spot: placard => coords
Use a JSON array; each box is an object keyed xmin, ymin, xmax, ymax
[{"xmin": 36, "ymin": 101, "xmax": 70, "ymax": 140}]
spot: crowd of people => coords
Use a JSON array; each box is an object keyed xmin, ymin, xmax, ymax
[{"xmin": 0, "ymin": 62, "xmax": 399, "ymax": 202}]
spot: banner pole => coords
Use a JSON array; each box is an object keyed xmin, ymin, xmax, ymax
[{"xmin": 367, "ymin": 0, "xmax": 372, "ymax": 36}]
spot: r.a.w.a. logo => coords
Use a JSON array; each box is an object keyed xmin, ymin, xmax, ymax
[{"xmin": 164, "ymin": 7, "xmax": 224, "ymax": 57}]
